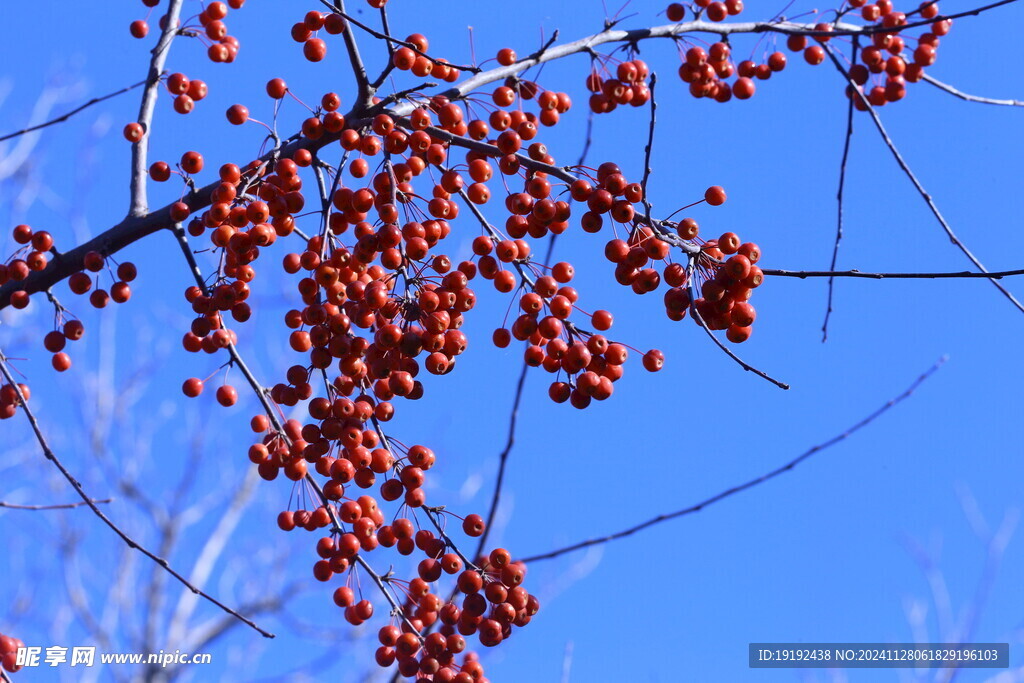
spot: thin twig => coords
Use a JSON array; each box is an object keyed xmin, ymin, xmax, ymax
[
  {"xmin": 368, "ymin": 4, "xmax": 400, "ymax": 90},
  {"xmin": 474, "ymin": 360, "xmax": 530, "ymax": 561},
  {"xmin": 0, "ymin": 498, "xmax": 112, "ymax": 510},
  {"xmin": 334, "ymin": 0, "xmax": 373, "ymax": 105},
  {"xmin": 920, "ymin": 73, "xmax": 1024, "ymax": 107},
  {"xmin": 577, "ymin": 110, "xmax": 595, "ymax": 170},
  {"xmin": 0, "ymin": 352, "xmax": 274, "ymax": 638},
  {"xmin": 823, "ymin": 44, "xmax": 1024, "ymax": 315},
  {"xmin": 520, "ymin": 356, "xmax": 948, "ymax": 563},
  {"xmin": 822, "ymin": 37, "xmax": 857, "ymax": 343},
  {"xmin": 639, "ymin": 72, "xmax": 657, "ymax": 224},
  {"xmin": 0, "ymin": 79, "xmax": 149, "ymax": 143},
  {"xmin": 765, "ymin": 267, "xmax": 1024, "ymax": 279},
  {"xmin": 129, "ymin": 0, "xmax": 186, "ymax": 217}
]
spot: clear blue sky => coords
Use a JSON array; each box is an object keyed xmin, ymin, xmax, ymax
[{"xmin": 1, "ymin": 1, "xmax": 1022, "ymax": 682}]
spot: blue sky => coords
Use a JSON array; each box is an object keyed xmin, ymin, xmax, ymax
[{"xmin": 1, "ymin": 1, "xmax": 1022, "ymax": 681}]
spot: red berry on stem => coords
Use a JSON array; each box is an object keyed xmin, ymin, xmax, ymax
[{"xmin": 705, "ymin": 185, "xmax": 727, "ymax": 206}]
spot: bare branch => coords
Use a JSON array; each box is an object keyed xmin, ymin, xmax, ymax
[
  {"xmin": 0, "ymin": 498, "xmax": 112, "ymax": 510},
  {"xmin": 765, "ymin": 267, "xmax": 1024, "ymax": 280},
  {"xmin": 639, "ymin": 72, "xmax": 657, "ymax": 224},
  {"xmin": 474, "ymin": 359, "xmax": 530, "ymax": 561},
  {"xmin": 822, "ymin": 37, "xmax": 857, "ymax": 343},
  {"xmin": 824, "ymin": 44, "xmax": 1024, "ymax": 315},
  {"xmin": 333, "ymin": 0, "xmax": 372, "ymax": 104},
  {"xmin": 129, "ymin": 0, "xmax": 186, "ymax": 217},
  {"xmin": 520, "ymin": 356, "xmax": 948, "ymax": 563},
  {"xmin": 921, "ymin": 73, "xmax": 1024, "ymax": 107},
  {"xmin": 0, "ymin": 79, "xmax": 148, "ymax": 143},
  {"xmin": 0, "ymin": 352, "xmax": 275, "ymax": 638}
]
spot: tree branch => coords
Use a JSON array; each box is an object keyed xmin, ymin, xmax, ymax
[
  {"xmin": 333, "ymin": 0, "xmax": 372, "ymax": 105},
  {"xmin": 130, "ymin": 0, "xmax": 186, "ymax": 217},
  {"xmin": 432, "ymin": 11, "xmax": 1006, "ymax": 101},
  {"xmin": 765, "ymin": 267, "xmax": 1024, "ymax": 279},
  {"xmin": 822, "ymin": 37, "xmax": 857, "ymax": 343},
  {"xmin": 921, "ymin": 73, "xmax": 1024, "ymax": 107},
  {"xmin": 474, "ymin": 359, "xmax": 529, "ymax": 561},
  {"xmin": 520, "ymin": 355, "xmax": 948, "ymax": 563},
  {"xmin": 639, "ymin": 72, "xmax": 657, "ymax": 224}
]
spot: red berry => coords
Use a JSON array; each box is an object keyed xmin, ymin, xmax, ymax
[
  {"xmin": 216, "ymin": 385, "xmax": 238, "ymax": 406},
  {"xmin": 704, "ymin": 186, "xmax": 727, "ymax": 206},
  {"xmin": 129, "ymin": 20, "xmax": 149, "ymax": 38},
  {"xmin": 226, "ymin": 104, "xmax": 249, "ymax": 125},
  {"xmin": 182, "ymin": 378, "xmax": 204, "ymax": 397}
]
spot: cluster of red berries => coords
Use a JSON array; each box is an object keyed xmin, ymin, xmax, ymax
[
  {"xmin": 0, "ymin": 632, "xmax": 24, "ymax": 674},
  {"xmin": 129, "ymin": 0, "xmax": 247, "ymax": 123},
  {"xmin": 1, "ymin": 225, "xmax": 116, "ymax": 371},
  {"xmin": 193, "ymin": 0, "xmax": 245, "ymax": 63},
  {"xmin": 291, "ymin": 10, "xmax": 348, "ymax": 63},
  {"xmin": 169, "ymin": 89, "xmax": 537, "ymax": 676},
  {"xmin": 842, "ymin": 0, "xmax": 952, "ymax": 108},
  {"xmin": 584, "ymin": 59, "xmax": 653, "ymax": 114},
  {"xmin": 1, "ymin": 225, "xmax": 53, "ymax": 308},
  {"xmin": 169, "ymin": 72, "xmax": 209, "ymax": 117},
  {"xmin": 391, "ymin": 33, "xmax": 462, "ymax": 82},
  {"xmin": 662, "ymin": 0, "xmax": 951, "ymax": 107},
  {"xmin": 40, "ymin": 320, "xmax": 86, "ymax": 373},
  {"xmin": 657, "ymin": 0, "xmax": 951, "ymax": 106},
  {"xmin": 66, "ymin": 252, "xmax": 136, "ymax": 309},
  {"xmin": 370, "ymin": 547, "xmax": 537, "ymax": 679},
  {"xmin": 679, "ymin": 40, "xmax": 789, "ymax": 102},
  {"xmin": 667, "ymin": 0, "xmax": 746, "ymax": 24},
  {"xmin": 687, "ymin": 231, "xmax": 763, "ymax": 342},
  {"xmin": 131, "ymin": 0, "xmax": 244, "ymax": 58},
  {"xmin": 0, "ymin": 382, "xmax": 31, "ymax": 421}
]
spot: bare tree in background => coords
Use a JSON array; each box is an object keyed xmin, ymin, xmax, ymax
[{"xmin": 1, "ymin": 0, "xmax": 1022, "ymax": 680}]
